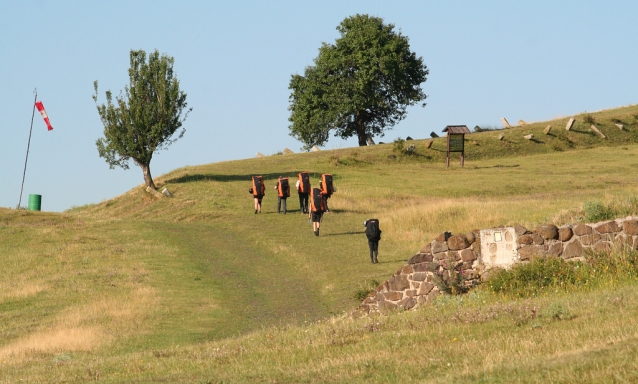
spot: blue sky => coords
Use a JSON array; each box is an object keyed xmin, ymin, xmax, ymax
[{"xmin": 1, "ymin": 1, "xmax": 636, "ymax": 212}]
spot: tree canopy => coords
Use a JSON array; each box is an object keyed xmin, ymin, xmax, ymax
[
  {"xmin": 288, "ymin": 14, "xmax": 428, "ymax": 150},
  {"xmin": 93, "ymin": 49, "xmax": 191, "ymax": 190}
]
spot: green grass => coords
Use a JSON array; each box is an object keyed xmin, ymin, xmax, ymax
[{"xmin": 2, "ymin": 104, "xmax": 638, "ymax": 382}]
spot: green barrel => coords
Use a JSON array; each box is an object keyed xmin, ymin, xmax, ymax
[{"xmin": 28, "ymin": 194, "xmax": 42, "ymax": 211}]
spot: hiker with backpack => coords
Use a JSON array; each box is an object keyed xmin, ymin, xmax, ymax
[
  {"xmin": 309, "ymin": 187, "xmax": 325, "ymax": 236},
  {"xmin": 296, "ymin": 172, "xmax": 311, "ymax": 214},
  {"xmin": 249, "ymin": 175, "xmax": 266, "ymax": 214},
  {"xmin": 364, "ymin": 219, "xmax": 382, "ymax": 263},
  {"xmin": 274, "ymin": 176, "xmax": 290, "ymax": 214},
  {"xmin": 319, "ymin": 174, "xmax": 336, "ymax": 213}
]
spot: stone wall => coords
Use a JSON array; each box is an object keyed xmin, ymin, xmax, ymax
[{"xmin": 356, "ymin": 216, "xmax": 638, "ymax": 315}]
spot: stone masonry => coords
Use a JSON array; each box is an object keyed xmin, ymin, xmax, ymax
[{"xmin": 356, "ymin": 216, "xmax": 638, "ymax": 316}]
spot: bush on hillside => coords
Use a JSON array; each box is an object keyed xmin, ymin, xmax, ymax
[{"xmin": 485, "ymin": 248, "xmax": 638, "ymax": 298}]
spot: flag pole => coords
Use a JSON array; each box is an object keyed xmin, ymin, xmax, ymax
[{"xmin": 18, "ymin": 89, "xmax": 38, "ymax": 209}]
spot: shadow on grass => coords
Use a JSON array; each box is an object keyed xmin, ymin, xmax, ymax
[
  {"xmin": 473, "ymin": 164, "xmax": 520, "ymax": 169},
  {"xmin": 323, "ymin": 231, "xmax": 366, "ymax": 237},
  {"xmin": 167, "ymin": 172, "xmax": 336, "ymax": 184}
]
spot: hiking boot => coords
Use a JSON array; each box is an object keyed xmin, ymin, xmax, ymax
[
  {"xmin": 374, "ymin": 257, "xmax": 378, "ymax": 264},
  {"xmin": 255, "ymin": 210, "xmax": 258, "ymax": 214},
  {"xmin": 314, "ymin": 230, "xmax": 318, "ymax": 237}
]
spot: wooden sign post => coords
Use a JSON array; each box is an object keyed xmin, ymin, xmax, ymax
[{"xmin": 443, "ymin": 125, "xmax": 471, "ymax": 167}]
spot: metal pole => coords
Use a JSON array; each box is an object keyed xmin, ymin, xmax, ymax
[{"xmin": 18, "ymin": 89, "xmax": 37, "ymax": 209}]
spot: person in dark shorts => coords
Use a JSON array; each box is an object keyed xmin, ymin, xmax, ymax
[
  {"xmin": 250, "ymin": 176, "xmax": 266, "ymax": 214},
  {"xmin": 309, "ymin": 187, "xmax": 325, "ymax": 236},
  {"xmin": 364, "ymin": 219, "xmax": 382, "ymax": 263}
]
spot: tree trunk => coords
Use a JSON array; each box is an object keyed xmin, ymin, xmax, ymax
[
  {"xmin": 356, "ymin": 114, "xmax": 368, "ymax": 146},
  {"xmin": 140, "ymin": 163, "xmax": 157, "ymax": 190}
]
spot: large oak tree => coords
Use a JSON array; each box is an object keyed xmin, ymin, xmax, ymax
[
  {"xmin": 93, "ymin": 49, "xmax": 191, "ymax": 190},
  {"xmin": 288, "ymin": 14, "xmax": 428, "ymax": 150}
]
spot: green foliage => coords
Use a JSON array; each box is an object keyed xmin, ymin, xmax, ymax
[
  {"xmin": 392, "ymin": 138, "xmax": 405, "ymax": 153},
  {"xmin": 288, "ymin": 14, "xmax": 428, "ymax": 150},
  {"xmin": 583, "ymin": 113, "xmax": 596, "ymax": 124},
  {"xmin": 486, "ymin": 258, "xmax": 585, "ymax": 297},
  {"xmin": 583, "ymin": 198, "xmax": 638, "ymax": 222},
  {"xmin": 543, "ymin": 302, "xmax": 573, "ymax": 321},
  {"xmin": 432, "ymin": 256, "xmax": 468, "ymax": 295},
  {"xmin": 486, "ymin": 249, "xmax": 638, "ymax": 298},
  {"xmin": 353, "ymin": 279, "xmax": 380, "ymax": 301},
  {"xmin": 93, "ymin": 49, "xmax": 192, "ymax": 189}
]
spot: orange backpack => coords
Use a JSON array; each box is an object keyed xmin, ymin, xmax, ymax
[
  {"xmin": 321, "ymin": 174, "xmax": 334, "ymax": 196},
  {"xmin": 277, "ymin": 177, "xmax": 290, "ymax": 198},
  {"xmin": 310, "ymin": 188, "xmax": 325, "ymax": 213},
  {"xmin": 251, "ymin": 176, "xmax": 265, "ymax": 197},
  {"xmin": 298, "ymin": 172, "xmax": 311, "ymax": 193}
]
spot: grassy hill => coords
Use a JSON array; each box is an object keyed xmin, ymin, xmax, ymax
[{"xmin": 1, "ymin": 104, "xmax": 638, "ymax": 382}]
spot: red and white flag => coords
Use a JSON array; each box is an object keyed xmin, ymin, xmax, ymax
[{"xmin": 35, "ymin": 101, "xmax": 53, "ymax": 131}]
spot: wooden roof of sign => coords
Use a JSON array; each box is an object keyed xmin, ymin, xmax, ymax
[{"xmin": 443, "ymin": 125, "xmax": 471, "ymax": 134}]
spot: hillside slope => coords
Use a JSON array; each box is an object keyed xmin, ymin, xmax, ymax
[{"xmin": 2, "ymin": 104, "xmax": 638, "ymax": 381}]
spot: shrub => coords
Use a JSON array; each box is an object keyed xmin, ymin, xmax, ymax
[
  {"xmin": 486, "ymin": 257, "xmax": 584, "ymax": 298},
  {"xmin": 583, "ymin": 113, "xmax": 595, "ymax": 124},
  {"xmin": 583, "ymin": 201, "xmax": 614, "ymax": 222},
  {"xmin": 544, "ymin": 302, "xmax": 573, "ymax": 321},
  {"xmin": 353, "ymin": 279, "xmax": 380, "ymax": 301},
  {"xmin": 392, "ymin": 138, "xmax": 405, "ymax": 153}
]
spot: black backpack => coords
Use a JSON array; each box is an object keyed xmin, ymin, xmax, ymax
[{"xmin": 365, "ymin": 219, "xmax": 381, "ymax": 240}]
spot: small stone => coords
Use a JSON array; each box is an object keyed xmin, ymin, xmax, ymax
[
  {"xmin": 573, "ymin": 224, "xmax": 592, "ymax": 236},
  {"xmin": 398, "ymin": 297, "xmax": 417, "ymax": 310},
  {"xmin": 558, "ymin": 227, "xmax": 573, "ymax": 242},
  {"xmin": 536, "ymin": 224, "xmax": 559, "ymax": 240},
  {"xmin": 580, "ymin": 234, "xmax": 601, "ymax": 246},
  {"xmin": 524, "ymin": 134, "xmax": 534, "ymax": 140},
  {"xmin": 406, "ymin": 136, "xmax": 413, "ymax": 141},
  {"xmin": 425, "ymin": 139, "xmax": 433, "ymax": 148},
  {"xmin": 417, "ymin": 282, "xmax": 434, "ymax": 295},
  {"xmin": 447, "ymin": 234, "xmax": 470, "ymax": 250},
  {"xmin": 543, "ymin": 125, "xmax": 552, "ymax": 134},
  {"xmin": 366, "ymin": 135, "xmax": 376, "ymax": 145},
  {"xmin": 401, "ymin": 265, "xmax": 414, "ymax": 275},
  {"xmin": 501, "ymin": 117, "xmax": 511, "ymax": 128},
  {"xmin": 431, "ymin": 240, "xmax": 449, "ymax": 253},
  {"xmin": 546, "ymin": 242, "xmax": 563, "ymax": 257},
  {"xmin": 615, "ymin": 123, "xmax": 624, "ymax": 130},
  {"xmin": 383, "ymin": 291, "xmax": 403, "ymax": 301},
  {"xmin": 518, "ymin": 120, "xmax": 528, "ymax": 126},
  {"xmin": 532, "ymin": 233, "xmax": 545, "ymax": 245},
  {"xmin": 519, "ymin": 245, "xmax": 545, "ymax": 260},
  {"xmin": 565, "ymin": 117, "xmax": 575, "ymax": 131},
  {"xmin": 435, "ymin": 232, "xmax": 452, "ymax": 242},
  {"xmin": 311, "ymin": 146, "xmax": 320, "ymax": 152},
  {"xmin": 283, "ymin": 148, "xmax": 295, "ymax": 154},
  {"xmin": 498, "ymin": 132, "xmax": 505, "ymax": 140},
  {"xmin": 388, "ymin": 275, "xmax": 410, "ymax": 291},
  {"xmin": 413, "ymin": 262, "xmax": 439, "ymax": 273},
  {"xmin": 466, "ymin": 231, "xmax": 476, "ymax": 244},
  {"xmin": 411, "ymin": 272, "xmax": 427, "ymax": 282},
  {"xmin": 595, "ymin": 221, "xmax": 620, "ymax": 234},
  {"xmin": 405, "ymin": 290, "xmax": 417, "ymax": 297},
  {"xmin": 515, "ymin": 224, "xmax": 529, "ymax": 236},
  {"xmin": 430, "ymin": 132, "xmax": 439, "ymax": 138},
  {"xmin": 460, "ymin": 249, "xmax": 477, "ymax": 262},
  {"xmin": 623, "ymin": 220, "xmax": 638, "ymax": 235},
  {"xmin": 563, "ymin": 240, "xmax": 583, "ymax": 259},
  {"xmin": 256, "ymin": 152, "xmax": 265, "ymax": 157},
  {"xmin": 519, "ymin": 234, "xmax": 534, "ymax": 245},
  {"xmin": 408, "ymin": 253, "xmax": 433, "ymax": 264}
]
